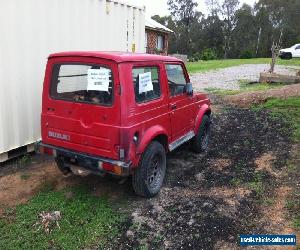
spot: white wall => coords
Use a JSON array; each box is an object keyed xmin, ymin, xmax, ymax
[{"xmin": 0, "ymin": 0, "xmax": 145, "ymax": 154}]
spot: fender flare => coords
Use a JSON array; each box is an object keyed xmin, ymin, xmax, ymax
[
  {"xmin": 137, "ymin": 125, "xmax": 169, "ymax": 155},
  {"xmin": 194, "ymin": 104, "xmax": 211, "ymax": 134}
]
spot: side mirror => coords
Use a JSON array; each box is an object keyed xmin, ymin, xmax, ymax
[{"xmin": 186, "ymin": 83, "xmax": 193, "ymax": 96}]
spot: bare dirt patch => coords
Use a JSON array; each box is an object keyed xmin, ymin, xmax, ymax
[
  {"xmin": 255, "ymin": 153, "xmax": 278, "ymax": 176},
  {"xmin": 224, "ymin": 83, "xmax": 300, "ymax": 107},
  {"xmin": 263, "ymin": 186, "xmax": 293, "ymax": 233},
  {"xmin": 0, "ymin": 158, "xmax": 132, "ymax": 215},
  {"xmin": 208, "ymin": 158, "xmax": 232, "ymax": 171},
  {"xmin": 0, "ymin": 162, "xmax": 62, "ymax": 209}
]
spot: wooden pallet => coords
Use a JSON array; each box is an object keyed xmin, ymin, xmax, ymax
[{"xmin": 0, "ymin": 143, "xmax": 36, "ymax": 163}]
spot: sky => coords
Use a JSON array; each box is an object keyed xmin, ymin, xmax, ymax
[{"xmin": 127, "ymin": 0, "xmax": 257, "ymax": 17}]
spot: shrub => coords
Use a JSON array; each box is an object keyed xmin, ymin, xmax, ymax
[
  {"xmin": 201, "ymin": 48, "xmax": 217, "ymax": 61},
  {"xmin": 193, "ymin": 52, "xmax": 201, "ymax": 62},
  {"xmin": 240, "ymin": 50, "xmax": 253, "ymax": 59}
]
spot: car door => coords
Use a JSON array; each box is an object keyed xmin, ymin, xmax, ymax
[
  {"xmin": 294, "ymin": 45, "xmax": 300, "ymax": 57},
  {"xmin": 165, "ymin": 63, "xmax": 196, "ymax": 141}
]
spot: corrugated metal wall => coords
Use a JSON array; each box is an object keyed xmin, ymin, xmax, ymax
[{"xmin": 0, "ymin": 0, "xmax": 145, "ymax": 155}]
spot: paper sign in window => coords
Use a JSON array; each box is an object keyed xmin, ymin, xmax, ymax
[
  {"xmin": 87, "ymin": 69, "xmax": 110, "ymax": 91},
  {"xmin": 139, "ymin": 72, "xmax": 153, "ymax": 94}
]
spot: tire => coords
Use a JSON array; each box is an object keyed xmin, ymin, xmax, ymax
[
  {"xmin": 55, "ymin": 157, "xmax": 72, "ymax": 176},
  {"xmin": 192, "ymin": 115, "xmax": 211, "ymax": 153},
  {"xmin": 281, "ymin": 53, "xmax": 292, "ymax": 60},
  {"xmin": 132, "ymin": 141, "xmax": 166, "ymax": 198}
]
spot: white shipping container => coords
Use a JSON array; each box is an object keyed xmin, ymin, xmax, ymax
[{"xmin": 0, "ymin": 0, "xmax": 145, "ymax": 161}]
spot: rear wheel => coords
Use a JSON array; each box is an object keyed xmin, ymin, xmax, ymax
[
  {"xmin": 132, "ymin": 141, "xmax": 166, "ymax": 198},
  {"xmin": 192, "ymin": 115, "xmax": 211, "ymax": 153},
  {"xmin": 281, "ymin": 52, "xmax": 292, "ymax": 60},
  {"xmin": 55, "ymin": 157, "xmax": 72, "ymax": 176}
]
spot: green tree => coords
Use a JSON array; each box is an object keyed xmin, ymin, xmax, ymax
[
  {"xmin": 232, "ymin": 4, "xmax": 257, "ymax": 58},
  {"xmin": 221, "ymin": 0, "xmax": 240, "ymax": 58},
  {"xmin": 256, "ymin": 0, "xmax": 300, "ymax": 49},
  {"xmin": 205, "ymin": 0, "xmax": 221, "ymax": 16},
  {"xmin": 167, "ymin": 0, "xmax": 200, "ymax": 55},
  {"xmin": 201, "ymin": 15, "xmax": 224, "ymax": 57},
  {"xmin": 157, "ymin": 0, "xmax": 300, "ymax": 59}
]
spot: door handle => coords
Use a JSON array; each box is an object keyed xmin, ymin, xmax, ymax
[{"xmin": 171, "ymin": 104, "xmax": 177, "ymax": 110}]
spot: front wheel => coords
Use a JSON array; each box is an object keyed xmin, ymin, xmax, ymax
[
  {"xmin": 192, "ymin": 115, "xmax": 211, "ymax": 153},
  {"xmin": 132, "ymin": 141, "xmax": 166, "ymax": 198}
]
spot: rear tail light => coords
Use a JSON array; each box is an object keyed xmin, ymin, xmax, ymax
[
  {"xmin": 98, "ymin": 161, "xmax": 123, "ymax": 175},
  {"xmin": 102, "ymin": 162, "xmax": 114, "ymax": 172},
  {"xmin": 39, "ymin": 145, "xmax": 56, "ymax": 156},
  {"xmin": 113, "ymin": 165, "xmax": 122, "ymax": 175}
]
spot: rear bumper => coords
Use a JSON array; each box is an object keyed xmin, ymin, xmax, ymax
[{"xmin": 39, "ymin": 142, "xmax": 131, "ymax": 174}]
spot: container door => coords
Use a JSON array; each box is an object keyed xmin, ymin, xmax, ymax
[{"xmin": 41, "ymin": 57, "xmax": 121, "ymax": 160}]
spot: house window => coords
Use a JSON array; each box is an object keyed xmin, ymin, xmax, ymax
[
  {"xmin": 145, "ymin": 32, "xmax": 148, "ymax": 49},
  {"xmin": 156, "ymin": 35, "xmax": 164, "ymax": 51}
]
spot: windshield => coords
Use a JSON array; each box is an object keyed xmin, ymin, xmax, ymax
[{"xmin": 50, "ymin": 63, "xmax": 113, "ymax": 106}]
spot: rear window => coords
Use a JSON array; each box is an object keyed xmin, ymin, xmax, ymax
[{"xmin": 50, "ymin": 64, "xmax": 113, "ymax": 105}]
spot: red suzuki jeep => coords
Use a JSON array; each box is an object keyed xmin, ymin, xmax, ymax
[{"xmin": 41, "ymin": 52, "xmax": 211, "ymax": 197}]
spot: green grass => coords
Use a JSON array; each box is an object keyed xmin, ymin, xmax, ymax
[
  {"xmin": 205, "ymin": 82, "xmax": 286, "ymax": 96},
  {"xmin": 293, "ymin": 216, "xmax": 300, "ymax": 230},
  {"xmin": 247, "ymin": 172, "xmax": 265, "ymax": 197},
  {"xmin": 20, "ymin": 173, "xmax": 31, "ymax": 180},
  {"xmin": 17, "ymin": 154, "xmax": 32, "ymax": 168},
  {"xmin": 253, "ymin": 97, "xmax": 300, "ymax": 141},
  {"xmin": 187, "ymin": 58, "xmax": 300, "ymax": 74},
  {"xmin": 204, "ymin": 88, "xmax": 241, "ymax": 96},
  {"xmin": 0, "ymin": 186, "xmax": 124, "ymax": 249},
  {"xmin": 286, "ymin": 193, "xmax": 300, "ymax": 230}
]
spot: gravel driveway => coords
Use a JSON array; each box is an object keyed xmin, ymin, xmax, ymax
[{"xmin": 191, "ymin": 64, "xmax": 299, "ymax": 91}]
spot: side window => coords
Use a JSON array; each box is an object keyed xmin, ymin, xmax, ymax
[
  {"xmin": 132, "ymin": 66, "xmax": 161, "ymax": 103},
  {"xmin": 165, "ymin": 64, "xmax": 187, "ymax": 96},
  {"xmin": 296, "ymin": 45, "xmax": 300, "ymax": 50}
]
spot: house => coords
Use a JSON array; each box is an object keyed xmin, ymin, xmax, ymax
[{"xmin": 145, "ymin": 17, "xmax": 173, "ymax": 55}]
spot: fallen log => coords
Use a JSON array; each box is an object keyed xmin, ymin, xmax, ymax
[{"xmin": 259, "ymin": 72, "xmax": 300, "ymax": 84}]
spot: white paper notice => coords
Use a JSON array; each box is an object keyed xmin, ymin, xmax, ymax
[
  {"xmin": 139, "ymin": 72, "xmax": 153, "ymax": 94},
  {"xmin": 87, "ymin": 69, "xmax": 110, "ymax": 91}
]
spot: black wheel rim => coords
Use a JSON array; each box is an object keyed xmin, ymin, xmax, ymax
[
  {"xmin": 200, "ymin": 123, "xmax": 210, "ymax": 150},
  {"xmin": 147, "ymin": 153, "xmax": 162, "ymax": 190}
]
